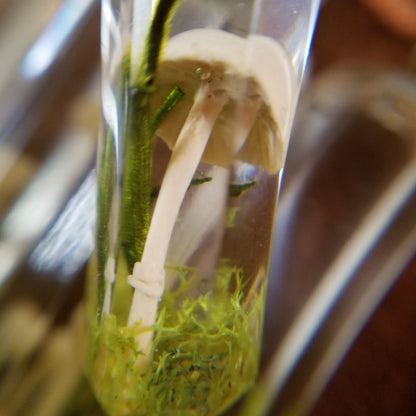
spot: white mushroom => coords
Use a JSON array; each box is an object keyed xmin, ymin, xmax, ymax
[
  {"xmin": 154, "ymin": 28, "xmax": 296, "ymax": 172},
  {"xmin": 126, "ymin": 29, "xmax": 295, "ymax": 355}
]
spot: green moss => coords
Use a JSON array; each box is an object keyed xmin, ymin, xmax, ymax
[{"xmin": 87, "ymin": 263, "xmax": 265, "ymax": 416}]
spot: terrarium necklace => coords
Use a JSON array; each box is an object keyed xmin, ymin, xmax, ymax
[{"xmin": 86, "ymin": 0, "xmax": 296, "ymax": 415}]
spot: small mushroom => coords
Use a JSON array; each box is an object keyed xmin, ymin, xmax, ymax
[{"xmin": 126, "ymin": 28, "xmax": 295, "ymax": 354}]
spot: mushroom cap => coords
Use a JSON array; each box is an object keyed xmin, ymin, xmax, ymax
[{"xmin": 152, "ymin": 28, "xmax": 296, "ymax": 174}]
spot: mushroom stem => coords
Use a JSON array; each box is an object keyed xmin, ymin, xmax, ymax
[{"xmin": 126, "ymin": 82, "xmax": 227, "ymax": 351}]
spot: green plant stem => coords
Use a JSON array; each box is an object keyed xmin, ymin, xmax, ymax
[
  {"xmin": 98, "ymin": 0, "xmax": 183, "ymax": 280},
  {"xmin": 119, "ymin": 86, "xmax": 184, "ymax": 273},
  {"xmin": 152, "ymin": 86, "xmax": 184, "ymax": 132},
  {"xmin": 119, "ymin": 86, "xmax": 153, "ymax": 272},
  {"xmin": 96, "ymin": 128, "xmax": 117, "ymax": 315},
  {"xmin": 118, "ymin": 0, "xmax": 182, "ymax": 273},
  {"xmin": 143, "ymin": 0, "xmax": 181, "ymax": 83}
]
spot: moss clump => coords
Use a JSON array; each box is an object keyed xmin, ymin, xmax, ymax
[{"xmin": 87, "ymin": 263, "xmax": 265, "ymax": 416}]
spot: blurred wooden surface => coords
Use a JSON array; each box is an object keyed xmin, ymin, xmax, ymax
[
  {"xmin": 311, "ymin": 258, "xmax": 416, "ymax": 415},
  {"xmin": 308, "ymin": 1, "xmax": 416, "ymax": 415}
]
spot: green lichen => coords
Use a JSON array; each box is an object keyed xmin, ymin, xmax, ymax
[{"xmin": 87, "ymin": 263, "xmax": 265, "ymax": 416}]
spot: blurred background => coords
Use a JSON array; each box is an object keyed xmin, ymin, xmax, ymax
[
  {"xmin": 0, "ymin": 0, "xmax": 415, "ymax": 415},
  {"xmin": 307, "ymin": 1, "xmax": 416, "ymax": 415}
]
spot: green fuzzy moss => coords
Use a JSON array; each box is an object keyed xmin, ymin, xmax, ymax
[{"xmin": 87, "ymin": 263, "xmax": 265, "ymax": 416}]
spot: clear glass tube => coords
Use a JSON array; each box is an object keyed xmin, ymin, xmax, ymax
[{"xmin": 86, "ymin": 1, "xmax": 319, "ymax": 415}]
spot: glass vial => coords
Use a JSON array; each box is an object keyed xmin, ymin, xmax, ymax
[{"xmin": 86, "ymin": 1, "xmax": 318, "ymax": 415}]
